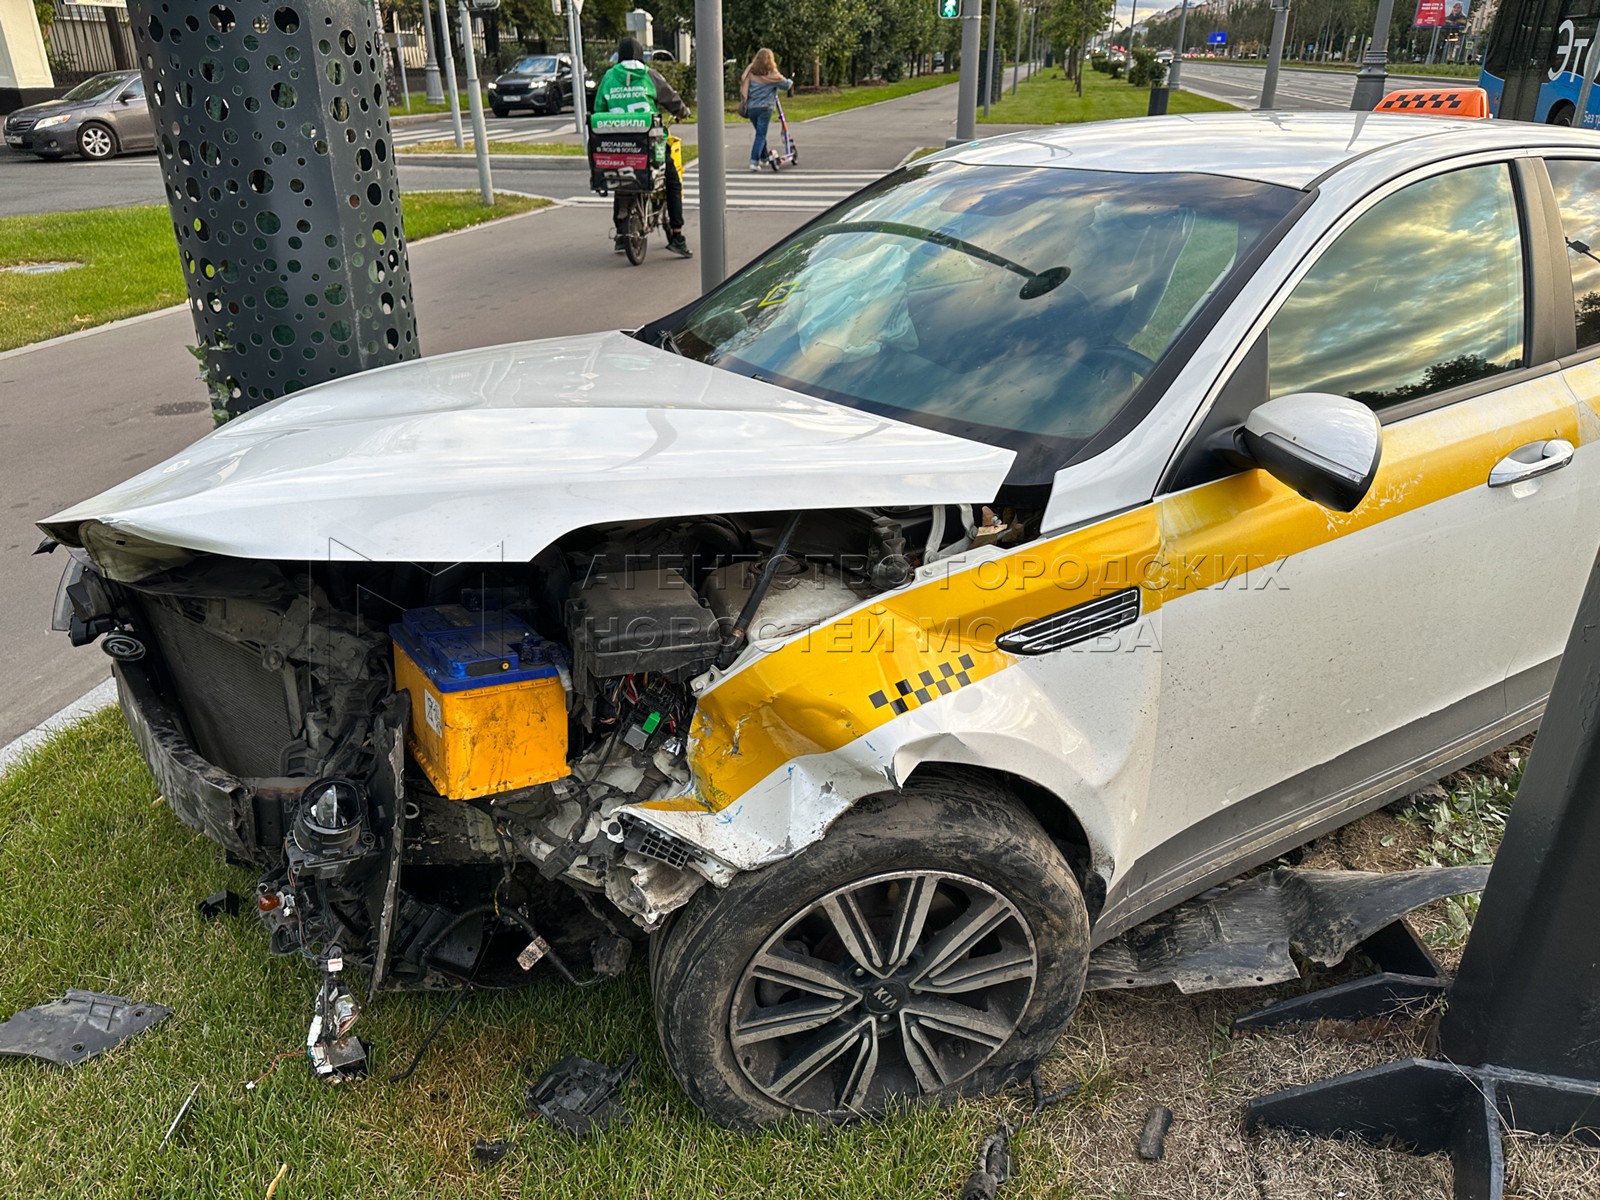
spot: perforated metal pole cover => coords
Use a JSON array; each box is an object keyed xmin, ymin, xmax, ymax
[{"xmin": 127, "ymin": 0, "xmax": 420, "ymax": 420}]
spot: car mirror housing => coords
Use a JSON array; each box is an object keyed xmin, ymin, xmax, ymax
[{"xmin": 1236, "ymin": 392, "xmax": 1382, "ymax": 513}]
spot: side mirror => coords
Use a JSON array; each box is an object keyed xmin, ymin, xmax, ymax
[{"xmin": 1236, "ymin": 392, "xmax": 1382, "ymax": 513}]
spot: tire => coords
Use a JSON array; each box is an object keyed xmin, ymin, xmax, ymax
[
  {"xmin": 76, "ymin": 122, "xmax": 117, "ymax": 161},
  {"xmin": 651, "ymin": 777, "xmax": 1091, "ymax": 1128},
  {"xmin": 492, "ymin": 105, "xmax": 509, "ymax": 119},
  {"xmin": 791, "ymin": 140, "xmax": 799, "ymax": 167},
  {"xmin": 1549, "ymin": 103, "xmax": 1576, "ymax": 127},
  {"xmin": 624, "ymin": 197, "xmax": 648, "ymax": 265},
  {"xmin": 543, "ymin": 91, "xmax": 563, "ymax": 116}
]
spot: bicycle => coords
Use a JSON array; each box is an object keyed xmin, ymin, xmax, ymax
[{"xmin": 588, "ymin": 112, "xmax": 684, "ymax": 266}]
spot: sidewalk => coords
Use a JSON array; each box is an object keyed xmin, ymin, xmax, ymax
[{"xmin": 405, "ymin": 66, "xmax": 1040, "ymax": 174}]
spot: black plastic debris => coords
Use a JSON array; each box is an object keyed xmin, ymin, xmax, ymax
[
  {"xmin": 1087, "ymin": 865, "xmax": 1490, "ymax": 993},
  {"xmin": 472, "ymin": 1138, "xmax": 512, "ymax": 1166},
  {"xmin": 958, "ymin": 1074, "xmax": 1082, "ymax": 1199},
  {"xmin": 0, "ymin": 990, "xmax": 170, "ymax": 1066},
  {"xmin": 197, "ymin": 890, "xmax": 242, "ymax": 919},
  {"xmin": 959, "ymin": 1122, "xmax": 1014, "ymax": 1200},
  {"xmin": 1136, "ymin": 1106, "xmax": 1173, "ymax": 1161},
  {"xmin": 525, "ymin": 1054, "xmax": 640, "ymax": 1136}
]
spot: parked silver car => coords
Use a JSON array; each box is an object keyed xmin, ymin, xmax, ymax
[{"xmin": 3, "ymin": 69, "xmax": 155, "ymax": 160}]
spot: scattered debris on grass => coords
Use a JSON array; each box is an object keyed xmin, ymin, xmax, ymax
[
  {"xmin": 1136, "ymin": 1105, "xmax": 1174, "ymax": 1161},
  {"xmin": 159, "ymin": 1081, "xmax": 200, "ymax": 1151},
  {"xmin": 525, "ymin": 1054, "xmax": 640, "ymax": 1136},
  {"xmin": 0, "ymin": 989, "xmax": 170, "ymax": 1066},
  {"xmin": 196, "ymin": 889, "xmax": 241, "ymax": 919}
]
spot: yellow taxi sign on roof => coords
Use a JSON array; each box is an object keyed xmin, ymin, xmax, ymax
[{"xmin": 1375, "ymin": 86, "xmax": 1490, "ymax": 118}]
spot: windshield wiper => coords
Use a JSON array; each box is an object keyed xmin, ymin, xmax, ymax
[{"xmin": 817, "ymin": 220, "xmax": 1071, "ymax": 299}]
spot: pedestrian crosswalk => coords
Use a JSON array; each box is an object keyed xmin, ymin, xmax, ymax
[
  {"xmin": 389, "ymin": 114, "xmax": 571, "ymax": 148},
  {"xmin": 564, "ymin": 166, "xmax": 887, "ymax": 212}
]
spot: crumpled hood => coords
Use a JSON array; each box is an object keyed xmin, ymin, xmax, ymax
[{"xmin": 41, "ymin": 331, "xmax": 1015, "ymax": 564}]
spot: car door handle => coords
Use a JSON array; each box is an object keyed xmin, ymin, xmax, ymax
[{"xmin": 1488, "ymin": 438, "xmax": 1575, "ymax": 488}]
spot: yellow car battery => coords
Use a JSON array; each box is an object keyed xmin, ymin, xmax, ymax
[{"xmin": 390, "ymin": 605, "xmax": 569, "ymax": 800}]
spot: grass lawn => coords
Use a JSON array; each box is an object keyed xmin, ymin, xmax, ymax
[
  {"xmin": 725, "ymin": 72, "xmax": 958, "ymax": 123},
  {"xmin": 0, "ymin": 713, "xmax": 1010, "ymax": 1199},
  {"xmin": 395, "ymin": 90, "xmax": 480, "ymax": 115},
  {"xmin": 403, "ymin": 139, "xmax": 700, "ymax": 167},
  {"xmin": 0, "ymin": 192, "xmax": 547, "ymax": 354},
  {"xmin": 1, "ymin": 712, "xmax": 1577, "ymax": 1198},
  {"xmin": 978, "ymin": 67, "xmax": 1236, "ymax": 124}
]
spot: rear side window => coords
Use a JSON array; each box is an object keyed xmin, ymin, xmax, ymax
[
  {"xmin": 1268, "ymin": 164, "xmax": 1525, "ymax": 412},
  {"xmin": 1544, "ymin": 158, "xmax": 1600, "ymax": 349}
]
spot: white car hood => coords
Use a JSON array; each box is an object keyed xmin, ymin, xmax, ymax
[{"xmin": 42, "ymin": 331, "xmax": 1016, "ymax": 564}]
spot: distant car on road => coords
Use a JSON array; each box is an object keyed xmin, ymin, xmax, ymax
[
  {"xmin": 3, "ymin": 69, "xmax": 154, "ymax": 161},
  {"xmin": 486, "ymin": 53, "xmax": 594, "ymax": 117},
  {"xmin": 1156, "ymin": 49, "xmax": 1175, "ymax": 63}
]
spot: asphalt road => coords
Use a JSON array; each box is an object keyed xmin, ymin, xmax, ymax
[{"xmin": 1178, "ymin": 63, "xmax": 1457, "ymax": 111}]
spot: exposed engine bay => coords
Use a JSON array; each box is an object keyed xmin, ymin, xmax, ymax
[{"xmin": 55, "ymin": 503, "xmax": 1040, "ymax": 1025}]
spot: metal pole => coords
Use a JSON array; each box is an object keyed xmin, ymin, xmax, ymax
[
  {"xmin": 1028, "ymin": 4, "xmax": 1037, "ymax": 78},
  {"xmin": 394, "ymin": 11, "xmax": 411, "ymax": 112},
  {"xmin": 420, "ymin": 0, "xmax": 445, "ymax": 104},
  {"xmin": 1170, "ymin": 0, "xmax": 1189, "ymax": 88},
  {"xmin": 694, "ymin": 0, "xmax": 727, "ymax": 289},
  {"xmin": 1349, "ymin": 0, "xmax": 1397, "ymax": 110},
  {"xmin": 1575, "ymin": 26, "xmax": 1600, "ymax": 126},
  {"xmin": 982, "ymin": 0, "xmax": 999, "ymax": 116},
  {"xmin": 1013, "ymin": 2, "xmax": 1024, "ymax": 94},
  {"xmin": 952, "ymin": 0, "xmax": 981, "ymax": 143},
  {"xmin": 1129, "ymin": 0, "xmax": 1138, "ymax": 53},
  {"xmin": 459, "ymin": 4, "xmax": 493, "ymax": 203},
  {"xmin": 1425, "ymin": 24, "xmax": 1439, "ymax": 64},
  {"xmin": 1260, "ymin": 1, "xmax": 1289, "ymax": 108},
  {"xmin": 566, "ymin": 0, "xmax": 586, "ymax": 140},
  {"xmin": 437, "ymin": 1, "xmax": 464, "ymax": 146}
]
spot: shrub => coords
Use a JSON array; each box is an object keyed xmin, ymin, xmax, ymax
[
  {"xmin": 1128, "ymin": 47, "xmax": 1168, "ymax": 87},
  {"xmin": 655, "ymin": 58, "xmax": 696, "ymax": 103},
  {"xmin": 882, "ymin": 58, "xmax": 904, "ymax": 83}
]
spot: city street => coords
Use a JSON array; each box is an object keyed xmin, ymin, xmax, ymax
[{"xmin": 1179, "ymin": 61, "xmax": 1453, "ymax": 110}]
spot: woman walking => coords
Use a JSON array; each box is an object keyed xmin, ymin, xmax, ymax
[{"xmin": 740, "ymin": 49, "xmax": 793, "ymax": 172}]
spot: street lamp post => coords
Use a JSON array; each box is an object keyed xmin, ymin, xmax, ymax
[
  {"xmin": 982, "ymin": 0, "xmax": 999, "ymax": 116},
  {"xmin": 1170, "ymin": 0, "xmax": 1189, "ymax": 88},
  {"xmin": 694, "ymin": 0, "xmax": 728, "ymax": 288},
  {"xmin": 952, "ymin": 0, "xmax": 982, "ymax": 143},
  {"xmin": 1013, "ymin": 1, "xmax": 1025, "ymax": 94},
  {"xmin": 1260, "ymin": 0, "xmax": 1290, "ymax": 108},
  {"xmin": 420, "ymin": 0, "xmax": 445, "ymax": 103},
  {"xmin": 1350, "ymin": 0, "xmax": 1398, "ymax": 110}
]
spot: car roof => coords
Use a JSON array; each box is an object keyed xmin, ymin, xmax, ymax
[{"xmin": 934, "ymin": 110, "xmax": 1600, "ymax": 189}]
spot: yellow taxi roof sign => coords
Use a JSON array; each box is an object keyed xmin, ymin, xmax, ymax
[{"xmin": 1375, "ymin": 87, "xmax": 1490, "ymax": 118}]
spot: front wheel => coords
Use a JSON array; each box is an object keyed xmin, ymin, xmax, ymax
[
  {"xmin": 651, "ymin": 777, "xmax": 1090, "ymax": 1127},
  {"xmin": 77, "ymin": 122, "xmax": 117, "ymax": 160},
  {"xmin": 624, "ymin": 197, "xmax": 648, "ymax": 265}
]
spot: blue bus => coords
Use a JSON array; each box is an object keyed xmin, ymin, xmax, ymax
[{"xmin": 1481, "ymin": 0, "xmax": 1600, "ymax": 125}]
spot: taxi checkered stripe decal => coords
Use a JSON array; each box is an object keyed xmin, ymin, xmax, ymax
[
  {"xmin": 1383, "ymin": 92, "xmax": 1465, "ymax": 110},
  {"xmin": 869, "ymin": 654, "xmax": 976, "ymax": 715}
]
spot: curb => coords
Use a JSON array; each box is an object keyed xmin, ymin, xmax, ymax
[
  {"xmin": 400, "ymin": 151, "xmax": 587, "ymax": 168},
  {"xmin": 0, "ymin": 678, "xmax": 117, "ymax": 775}
]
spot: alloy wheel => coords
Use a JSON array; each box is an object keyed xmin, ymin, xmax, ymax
[
  {"xmin": 79, "ymin": 125, "xmax": 115, "ymax": 159},
  {"xmin": 729, "ymin": 870, "xmax": 1037, "ymax": 1115}
]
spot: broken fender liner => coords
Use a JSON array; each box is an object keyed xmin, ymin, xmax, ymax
[
  {"xmin": 0, "ymin": 990, "xmax": 171, "ymax": 1066},
  {"xmin": 1086, "ymin": 866, "xmax": 1489, "ymax": 994}
]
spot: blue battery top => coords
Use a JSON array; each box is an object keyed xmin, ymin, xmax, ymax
[{"xmin": 392, "ymin": 604, "xmax": 561, "ymax": 693}]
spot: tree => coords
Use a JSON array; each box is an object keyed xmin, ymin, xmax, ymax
[{"xmin": 1039, "ymin": 0, "xmax": 1115, "ymax": 92}]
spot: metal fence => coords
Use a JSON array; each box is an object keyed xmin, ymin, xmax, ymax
[{"xmin": 44, "ymin": 3, "xmax": 135, "ymax": 86}]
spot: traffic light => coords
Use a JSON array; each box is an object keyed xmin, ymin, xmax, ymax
[{"xmin": 939, "ymin": 0, "xmax": 960, "ymax": 17}]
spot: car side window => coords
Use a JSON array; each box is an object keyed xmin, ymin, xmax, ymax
[
  {"xmin": 122, "ymin": 78, "xmax": 145, "ymax": 101},
  {"xmin": 1267, "ymin": 164, "xmax": 1525, "ymax": 412},
  {"xmin": 1544, "ymin": 159, "xmax": 1600, "ymax": 350}
]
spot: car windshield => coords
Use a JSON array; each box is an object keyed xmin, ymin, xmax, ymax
[
  {"xmin": 512, "ymin": 56, "xmax": 559, "ymax": 74},
  {"xmin": 668, "ymin": 162, "xmax": 1301, "ymax": 484},
  {"xmin": 62, "ymin": 73, "xmax": 129, "ymax": 102}
]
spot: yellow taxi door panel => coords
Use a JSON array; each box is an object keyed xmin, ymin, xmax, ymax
[{"xmin": 1141, "ymin": 372, "xmax": 1581, "ymax": 870}]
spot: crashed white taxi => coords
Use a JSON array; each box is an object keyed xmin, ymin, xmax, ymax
[{"xmin": 39, "ymin": 110, "xmax": 1600, "ymax": 1124}]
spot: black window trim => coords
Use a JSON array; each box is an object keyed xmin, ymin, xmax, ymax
[
  {"xmin": 1532, "ymin": 153, "xmax": 1600, "ymax": 367},
  {"xmin": 1161, "ymin": 153, "xmax": 1561, "ymax": 496}
]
